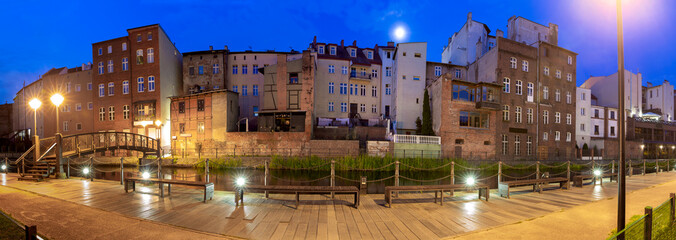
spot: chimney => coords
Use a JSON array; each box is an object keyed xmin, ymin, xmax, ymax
[
  {"xmin": 224, "ymin": 45, "xmax": 228, "ymax": 51},
  {"xmin": 352, "ymin": 40, "xmax": 357, "ymax": 47},
  {"xmin": 313, "ymin": 36, "xmax": 317, "ymax": 45},
  {"xmin": 467, "ymin": 12, "xmax": 472, "ymax": 22},
  {"xmin": 448, "ymin": 37, "xmax": 452, "ymax": 44},
  {"xmin": 388, "ymin": 41, "xmax": 394, "ymax": 47},
  {"xmin": 496, "ymin": 29, "xmax": 504, "ymax": 38},
  {"xmin": 341, "ymin": 40, "xmax": 344, "ymax": 47},
  {"xmin": 209, "ymin": 46, "xmax": 213, "ymax": 51}
]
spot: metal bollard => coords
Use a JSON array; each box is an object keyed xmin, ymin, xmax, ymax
[
  {"xmin": 205, "ymin": 158, "xmax": 210, "ymax": 183},
  {"xmin": 120, "ymin": 157, "xmax": 124, "ymax": 185},
  {"xmin": 90, "ymin": 157, "xmax": 94, "ymax": 182}
]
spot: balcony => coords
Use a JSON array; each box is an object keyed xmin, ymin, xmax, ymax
[
  {"xmin": 476, "ymin": 101, "xmax": 500, "ymax": 110},
  {"xmin": 350, "ymin": 72, "xmax": 371, "ymax": 80}
]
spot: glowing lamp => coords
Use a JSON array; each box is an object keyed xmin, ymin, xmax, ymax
[
  {"xmin": 155, "ymin": 120, "xmax": 162, "ymax": 127},
  {"xmin": 1, "ymin": 164, "xmax": 6, "ymax": 170},
  {"xmin": 593, "ymin": 169, "xmax": 601, "ymax": 176},
  {"xmin": 50, "ymin": 93, "xmax": 64, "ymax": 107},
  {"xmin": 236, "ymin": 177, "xmax": 246, "ymax": 187},
  {"xmin": 29, "ymin": 98, "xmax": 42, "ymax": 110},
  {"xmin": 142, "ymin": 171, "xmax": 151, "ymax": 179},
  {"xmin": 83, "ymin": 168, "xmax": 90, "ymax": 175},
  {"xmin": 466, "ymin": 177, "xmax": 476, "ymax": 186}
]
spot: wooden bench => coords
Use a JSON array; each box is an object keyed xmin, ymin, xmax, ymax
[
  {"xmin": 384, "ymin": 184, "xmax": 489, "ymax": 208},
  {"xmin": 498, "ymin": 177, "xmax": 569, "ymax": 198},
  {"xmin": 124, "ymin": 177, "xmax": 214, "ymax": 203},
  {"xmin": 573, "ymin": 173, "xmax": 617, "ymax": 187},
  {"xmin": 235, "ymin": 185, "xmax": 359, "ymax": 208}
]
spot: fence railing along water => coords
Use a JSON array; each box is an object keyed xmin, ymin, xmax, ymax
[{"xmin": 607, "ymin": 193, "xmax": 676, "ymax": 240}]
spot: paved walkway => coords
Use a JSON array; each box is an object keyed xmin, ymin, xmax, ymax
[
  {"xmin": 1, "ymin": 172, "xmax": 674, "ymax": 239},
  {"xmin": 449, "ymin": 173, "xmax": 676, "ymax": 240}
]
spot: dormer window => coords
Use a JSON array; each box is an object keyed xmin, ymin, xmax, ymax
[
  {"xmin": 330, "ymin": 46, "xmax": 336, "ymax": 55},
  {"xmin": 350, "ymin": 49, "xmax": 356, "ymax": 57},
  {"xmin": 367, "ymin": 51, "xmax": 373, "ymax": 59},
  {"xmin": 318, "ymin": 45, "xmax": 325, "ymax": 54}
]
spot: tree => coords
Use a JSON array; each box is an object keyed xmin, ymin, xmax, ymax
[
  {"xmin": 421, "ymin": 89, "xmax": 434, "ymax": 136},
  {"xmin": 415, "ymin": 117, "xmax": 422, "ymax": 135}
]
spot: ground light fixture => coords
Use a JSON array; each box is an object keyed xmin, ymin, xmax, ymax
[
  {"xmin": 465, "ymin": 177, "xmax": 476, "ymax": 186},
  {"xmin": 594, "ymin": 169, "xmax": 602, "ymax": 177},
  {"xmin": 142, "ymin": 171, "xmax": 151, "ymax": 179},
  {"xmin": 1, "ymin": 164, "xmax": 6, "ymax": 170},
  {"xmin": 82, "ymin": 167, "xmax": 90, "ymax": 175},
  {"xmin": 236, "ymin": 177, "xmax": 247, "ymax": 187}
]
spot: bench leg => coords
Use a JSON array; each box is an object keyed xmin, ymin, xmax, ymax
[
  {"xmin": 354, "ymin": 192, "xmax": 359, "ymax": 209},
  {"xmin": 160, "ymin": 183, "xmax": 164, "ymax": 198},
  {"xmin": 440, "ymin": 190, "xmax": 444, "ymax": 206},
  {"xmin": 296, "ymin": 192, "xmax": 300, "ymax": 209},
  {"xmin": 434, "ymin": 191, "xmax": 438, "ymax": 203}
]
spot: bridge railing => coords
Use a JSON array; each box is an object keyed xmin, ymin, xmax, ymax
[{"xmin": 41, "ymin": 132, "xmax": 159, "ymax": 158}]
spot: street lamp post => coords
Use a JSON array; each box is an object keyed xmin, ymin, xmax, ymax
[
  {"xmin": 50, "ymin": 93, "xmax": 64, "ymax": 176},
  {"xmin": 155, "ymin": 120, "xmax": 162, "ymax": 156},
  {"xmin": 615, "ymin": 0, "xmax": 627, "ymax": 236},
  {"xmin": 28, "ymin": 99, "xmax": 42, "ymax": 162}
]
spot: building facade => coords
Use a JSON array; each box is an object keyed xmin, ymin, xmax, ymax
[
  {"xmin": 182, "ymin": 47, "xmax": 227, "ymax": 94},
  {"xmin": 580, "ymin": 70, "xmax": 643, "ymax": 117},
  {"xmin": 91, "ymin": 24, "xmax": 182, "ymax": 149},
  {"xmin": 392, "ymin": 42, "xmax": 427, "ymax": 133},
  {"xmin": 169, "ymin": 90, "xmax": 239, "ymax": 155},
  {"xmin": 441, "ymin": 12, "xmax": 496, "ymax": 65},
  {"xmin": 378, "ymin": 42, "xmax": 396, "ymax": 119},
  {"xmin": 643, "ymin": 80, "xmax": 674, "ymax": 121}
]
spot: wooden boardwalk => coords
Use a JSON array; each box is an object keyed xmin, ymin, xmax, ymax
[{"xmin": 2, "ymin": 172, "xmax": 675, "ymax": 239}]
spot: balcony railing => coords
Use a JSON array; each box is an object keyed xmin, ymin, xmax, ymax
[
  {"xmin": 350, "ymin": 72, "xmax": 371, "ymax": 80},
  {"xmin": 393, "ymin": 134, "xmax": 441, "ymax": 145}
]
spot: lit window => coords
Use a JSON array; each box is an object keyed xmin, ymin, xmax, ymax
[
  {"xmin": 136, "ymin": 49, "xmax": 144, "ymax": 64},
  {"xmin": 515, "ymin": 80, "xmax": 522, "ymax": 95},
  {"xmin": 515, "ymin": 106, "xmax": 522, "ymax": 123},
  {"xmin": 108, "ymin": 106, "xmax": 115, "ymax": 121},
  {"xmin": 555, "ymin": 112, "xmax": 561, "ymax": 123},
  {"xmin": 555, "ymin": 89, "xmax": 561, "ymax": 102},
  {"xmin": 123, "ymin": 105, "xmax": 130, "ymax": 119},
  {"xmin": 107, "ymin": 60, "xmax": 114, "ymax": 73},
  {"xmin": 566, "ymin": 132, "xmax": 572, "ymax": 142},
  {"xmin": 555, "ymin": 131, "xmax": 561, "ymax": 141},
  {"xmin": 543, "ymin": 110, "xmax": 549, "ymax": 124},
  {"xmin": 527, "ymin": 82, "xmax": 534, "ymax": 102},
  {"xmin": 502, "ymin": 135, "xmax": 508, "ymax": 155},
  {"xmin": 566, "ymin": 114, "xmax": 572, "ymax": 125},
  {"xmin": 253, "ymin": 106, "xmax": 259, "ymax": 116},
  {"xmin": 502, "ymin": 105, "xmax": 509, "ymax": 121},
  {"xmin": 197, "ymin": 122, "xmax": 204, "ymax": 133},
  {"xmin": 515, "ymin": 136, "xmax": 521, "ymax": 155},
  {"xmin": 147, "ymin": 48, "xmax": 154, "ymax": 63},
  {"xmin": 527, "ymin": 108, "xmax": 533, "ymax": 124},
  {"xmin": 543, "ymin": 132, "xmax": 548, "ymax": 141},
  {"xmin": 543, "ymin": 86, "xmax": 549, "ymax": 100}
]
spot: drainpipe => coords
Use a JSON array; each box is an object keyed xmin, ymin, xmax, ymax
[{"xmin": 535, "ymin": 40, "xmax": 541, "ymax": 160}]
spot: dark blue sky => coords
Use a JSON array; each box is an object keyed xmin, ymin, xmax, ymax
[{"xmin": 1, "ymin": 0, "xmax": 674, "ymax": 104}]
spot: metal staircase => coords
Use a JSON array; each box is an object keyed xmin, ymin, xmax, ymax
[{"xmin": 13, "ymin": 143, "xmax": 58, "ymax": 181}]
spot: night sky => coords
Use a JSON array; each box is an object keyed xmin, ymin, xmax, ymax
[{"xmin": 1, "ymin": 0, "xmax": 674, "ymax": 104}]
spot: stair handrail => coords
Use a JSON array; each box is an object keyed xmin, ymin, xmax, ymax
[
  {"xmin": 35, "ymin": 142, "xmax": 57, "ymax": 162},
  {"xmin": 11, "ymin": 144, "xmax": 35, "ymax": 176}
]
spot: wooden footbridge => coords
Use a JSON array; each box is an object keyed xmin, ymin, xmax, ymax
[{"xmin": 11, "ymin": 132, "xmax": 159, "ymax": 181}]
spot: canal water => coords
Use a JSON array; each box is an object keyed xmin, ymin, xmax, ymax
[{"xmin": 74, "ymin": 165, "xmax": 578, "ymax": 194}]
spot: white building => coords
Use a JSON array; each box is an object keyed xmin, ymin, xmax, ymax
[
  {"xmin": 576, "ymin": 87, "xmax": 592, "ymax": 148},
  {"xmin": 378, "ymin": 42, "xmax": 396, "ymax": 119},
  {"xmin": 507, "ymin": 16, "xmax": 558, "ymax": 46},
  {"xmin": 392, "ymin": 42, "xmax": 427, "ymax": 133},
  {"xmin": 580, "ymin": 70, "xmax": 643, "ymax": 117},
  {"xmin": 644, "ymin": 80, "xmax": 674, "ymax": 121},
  {"xmin": 441, "ymin": 12, "xmax": 496, "ymax": 65}
]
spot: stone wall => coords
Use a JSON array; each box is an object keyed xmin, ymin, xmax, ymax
[{"xmin": 367, "ymin": 141, "xmax": 392, "ymax": 157}]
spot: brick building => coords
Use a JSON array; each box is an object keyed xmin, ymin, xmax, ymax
[
  {"xmin": 40, "ymin": 65, "xmax": 95, "ymax": 137},
  {"xmin": 427, "ymin": 72, "xmax": 500, "ymax": 159},
  {"xmin": 0, "ymin": 103, "xmax": 12, "ymax": 137},
  {"xmin": 182, "ymin": 47, "xmax": 227, "ymax": 94},
  {"xmin": 91, "ymin": 24, "xmax": 182, "ymax": 149},
  {"xmin": 169, "ymin": 90, "xmax": 239, "ymax": 156}
]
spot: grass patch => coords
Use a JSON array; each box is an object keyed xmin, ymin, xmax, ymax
[
  {"xmin": 194, "ymin": 158, "xmax": 243, "ymax": 170},
  {"xmin": 0, "ymin": 210, "xmax": 25, "ymax": 239}
]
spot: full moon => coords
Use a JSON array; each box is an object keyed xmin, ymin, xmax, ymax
[{"xmin": 394, "ymin": 27, "xmax": 406, "ymax": 40}]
